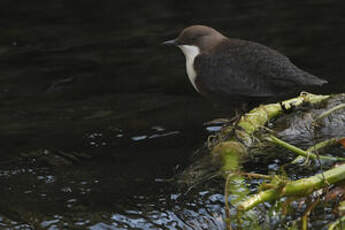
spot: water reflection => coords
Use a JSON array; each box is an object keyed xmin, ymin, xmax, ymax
[
  {"xmin": 130, "ymin": 126, "xmax": 180, "ymax": 142},
  {"xmin": 0, "ymin": 157, "xmax": 226, "ymax": 230}
]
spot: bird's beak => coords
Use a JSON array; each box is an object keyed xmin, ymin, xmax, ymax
[{"xmin": 162, "ymin": 39, "xmax": 177, "ymax": 46}]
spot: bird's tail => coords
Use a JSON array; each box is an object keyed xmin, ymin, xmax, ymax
[{"xmin": 302, "ymin": 73, "xmax": 328, "ymax": 86}]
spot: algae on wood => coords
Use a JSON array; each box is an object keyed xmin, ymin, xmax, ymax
[
  {"xmin": 238, "ymin": 163, "xmax": 345, "ymax": 211},
  {"xmin": 204, "ymin": 92, "xmax": 345, "ymax": 229},
  {"xmin": 212, "ymin": 92, "xmax": 331, "ymax": 172}
]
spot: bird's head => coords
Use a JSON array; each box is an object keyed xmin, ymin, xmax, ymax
[{"xmin": 162, "ymin": 25, "xmax": 225, "ymax": 55}]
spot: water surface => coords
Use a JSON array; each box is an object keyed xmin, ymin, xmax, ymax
[{"xmin": 1, "ymin": 1, "xmax": 345, "ymax": 229}]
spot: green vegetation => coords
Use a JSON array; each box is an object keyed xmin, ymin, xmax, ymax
[{"xmin": 208, "ymin": 93, "xmax": 345, "ymax": 229}]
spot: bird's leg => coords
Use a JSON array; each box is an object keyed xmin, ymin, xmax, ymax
[
  {"xmin": 204, "ymin": 103, "xmax": 248, "ymax": 140},
  {"xmin": 223, "ymin": 104, "xmax": 247, "ymax": 127},
  {"xmin": 223, "ymin": 104, "xmax": 248, "ymax": 140}
]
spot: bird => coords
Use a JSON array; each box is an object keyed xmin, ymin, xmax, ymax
[{"xmin": 162, "ymin": 25, "xmax": 327, "ymax": 109}]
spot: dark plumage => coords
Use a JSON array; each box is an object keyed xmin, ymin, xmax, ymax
[{"xmin": 163, "ymin": 25, "xmax": 327, "ymax": 107}]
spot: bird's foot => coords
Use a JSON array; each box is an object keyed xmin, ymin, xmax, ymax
[{"xmin": 221, "ymin": 111, "xmax": 245, "ymax": 141}]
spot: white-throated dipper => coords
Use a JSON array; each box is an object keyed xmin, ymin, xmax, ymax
[{"xmin": 163, "ymin": 25, "xmax": 327, "ymax": 108}]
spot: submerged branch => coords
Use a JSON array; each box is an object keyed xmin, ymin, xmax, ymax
[{"xmin": 224, "ymin": 173, "xmax": 233, "ymax": 230}]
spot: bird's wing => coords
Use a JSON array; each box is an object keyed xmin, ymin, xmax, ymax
[
  {"xmin": 195, "ymin": 57, "xmax": 275, "ymax": 98},
  {"xmin": 195, "ymin": 39, "xmax": 325, "ymax": 98}
]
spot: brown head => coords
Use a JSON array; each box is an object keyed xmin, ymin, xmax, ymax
[
  {"xmin": 162, "ymin": 25, "xmax": 226, "ymax": 53},
  {"xmin": 162, "ymin": 25, "xmax": 227, "ymax": 93}
]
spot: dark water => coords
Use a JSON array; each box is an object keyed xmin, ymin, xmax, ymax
[{"xmin": 1, "ymin": 1, "xmax": 345, "ymax": 229}]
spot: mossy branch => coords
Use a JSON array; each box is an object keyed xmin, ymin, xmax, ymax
[
  {"xmin": 328, "ymin": 216, "xmax": 345, "ymax": 230},
  {"xmin": 292, "ymin": 137, "xmax": 345, "ymax": 164},
  {"xmin": 237, "ymin": 163, "xmax": 345, "ymax": 211},
  {"xmin": 206, "ymin": 93, "xmax": 345, "ymax": 228},
  {"xmin": 268, "ymin": 135, "xmax": 345, "ymax": 161},
  {"xmin": 212, "ymin": 93, "xmax": 331, "ymax": 172},
  {"xmin": 316, "ymin": 103, "xmax": 345, "ymax": 121},
  {"xmin": 237, "ymin": 92, "xmax": 329, "ymax": 135}
]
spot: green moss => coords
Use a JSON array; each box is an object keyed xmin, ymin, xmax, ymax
[{"xmin": 212, "ymin": 141, "xmax": 247, "ymax": 172}]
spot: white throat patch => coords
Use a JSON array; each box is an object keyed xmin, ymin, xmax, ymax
[{"xmin": 178, "ymin": 45, "xmax": 200, "ymax": 92}]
